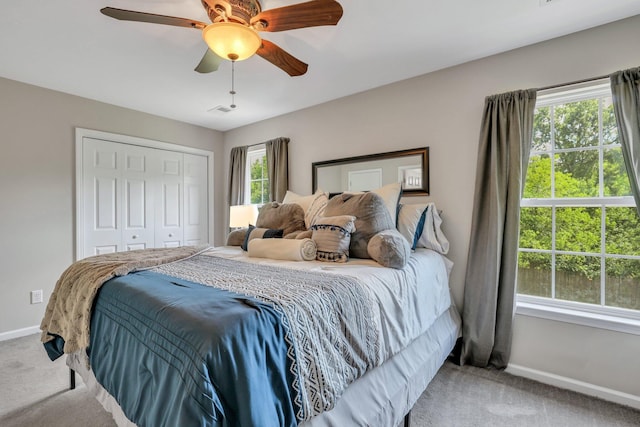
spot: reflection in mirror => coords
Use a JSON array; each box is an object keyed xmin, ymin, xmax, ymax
[{"xmin": 312, "ymin": 147, "xmax": 429, "ymax": 196}]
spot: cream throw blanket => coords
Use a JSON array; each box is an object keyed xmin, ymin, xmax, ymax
[
  {"xmin": 40, "ymin": 245, "xmax": 210, "ymax": 354},
  {"xmin": 247, "ymin": 238, "xmax": 317, "ymax": 261}
]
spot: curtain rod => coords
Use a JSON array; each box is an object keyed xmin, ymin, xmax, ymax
[
  {"xmin": 537, "ymin": 73, "xmax": 611, "ymax": 92},
  {"xmin": 244, "ymin": 138, "xmax": 290, "ymax": 149}
]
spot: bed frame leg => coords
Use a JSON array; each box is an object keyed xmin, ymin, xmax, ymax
[
  {"xmin": 69, "ymin": 368, "xmax": 76, "ymax": 390},
  {"xmin": 404, "ymin": 410, "xmax": 411, "ymax": 427}
]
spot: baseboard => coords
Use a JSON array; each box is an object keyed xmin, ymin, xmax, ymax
[
  {"xmin": 506, "ymin": 363, "xmax": 640, "ymax": 410},
  {"xmin": 0, "ymin": 326, "xmax": 40, "ymax": 342}
]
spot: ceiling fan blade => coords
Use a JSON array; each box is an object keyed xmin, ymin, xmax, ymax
[
  {"xmin": 100, "ymin": 7, "xmax": 208, "ymax": 30},
  {"xmin": 257, "ymin": 40, "xmax": 308, "ymax": 76},
  {"xmin": 194, "ymin": 49, "xmax": 222, "ymax": 73},
  {"xmin": 250, "ymin": 0, "xmax": 343, "ymax": 32}
]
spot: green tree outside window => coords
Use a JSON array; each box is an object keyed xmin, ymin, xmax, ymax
[
  {"xmin": 518, "ymin": 95, "xmax": 640, "ymax": 311},
  {"xmin": 249, "ymin": 152, "xmax": 269, "ymax": 204}
]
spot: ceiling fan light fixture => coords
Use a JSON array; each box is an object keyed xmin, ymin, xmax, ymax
[{"xmin": 202, "ymin": 22, "xmax": 261, "ymax": 61}]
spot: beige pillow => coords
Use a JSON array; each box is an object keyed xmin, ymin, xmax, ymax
[
  {"xmin": 282, "ymin": 190, "xmax": 316, "ymax": 212},
  {"xmin": 311, "ymin": 215, "xmax": 356, "ymax": 263}
]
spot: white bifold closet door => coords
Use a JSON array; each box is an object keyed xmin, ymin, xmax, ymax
[{"xmin": 80, "ymin": 136, "xmax": 210, "ymax": 258}]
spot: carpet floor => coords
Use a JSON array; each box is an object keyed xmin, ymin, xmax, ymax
[{"xmin": 1, "ymin": 334, "xmax": 639, "ymax": 426}]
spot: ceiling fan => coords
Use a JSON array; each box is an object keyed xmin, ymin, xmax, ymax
[{"xmin": 100, "ymin": 0, "xmax": 343, "ymax": 76}]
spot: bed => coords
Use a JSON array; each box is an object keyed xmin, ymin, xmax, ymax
[{"xmin": 41, "ymin": 189, "xmax": 460, "ymax": 427}]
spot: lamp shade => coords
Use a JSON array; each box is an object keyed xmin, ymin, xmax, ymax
[
  {"xmin": 202, "ymin": 22, "xmax": 261, "ymax": 61},
  {"xmin": 229, "ymin": 204, "xmax": 259, "ymax": 228}
]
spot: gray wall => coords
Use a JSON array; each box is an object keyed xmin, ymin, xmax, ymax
[
  {"xmin": 223, "ymin": 16, "xmax": 640, "ymax": 400},
  {"xmin": 2, "ymin": 13, "xmax": 638, "ymax": 405},
  {"xmin": 0, "ymin": 78, "xmax": 225, "ymax": 335}
]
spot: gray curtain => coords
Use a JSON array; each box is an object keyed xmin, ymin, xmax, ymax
[
  {"xmin": 265, "ymin": 137, "xmax": 290, "ymax": 203},
  {"xmin": 610, "ymin": 67, "xmax": 640, "ymax": 217},
  {"xmin": 228, "ymin": 145, "xmax": 248, "ymax": 206},
  {"xmin": 461, "ymin": 89, "xmax": 537, "ymax": 369}
]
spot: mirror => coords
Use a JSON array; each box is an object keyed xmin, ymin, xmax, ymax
[{"xmin": 312, "ymin": 147, "xmax": 429, "ymax": 196}]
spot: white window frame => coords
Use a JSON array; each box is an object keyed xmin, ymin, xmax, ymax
[
  {"xmin": 245, "ymin": 145, "xmax": 268, "ymax": 206},
  {"xmin": 515, "ymin": 80, "xmax": 640, "ymax": 335}
]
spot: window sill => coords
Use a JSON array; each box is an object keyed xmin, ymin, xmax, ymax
[{"xmin": 515, "ymin": 298, "xmax": 640, "ymax": 336}]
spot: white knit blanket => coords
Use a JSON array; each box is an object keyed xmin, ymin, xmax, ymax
[{"xmin": 152, "ymin": 255, "xmax": 381, "ymax": 422}]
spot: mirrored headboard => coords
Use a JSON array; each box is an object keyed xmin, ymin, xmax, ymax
[{"xmin": 312, "ymin": 147, "xmax": 429, "ymax": 196}]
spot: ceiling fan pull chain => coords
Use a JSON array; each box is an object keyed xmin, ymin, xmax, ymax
[{"xmin": 230, "ymin": 60, "xmax": 237, "ymax": 109}]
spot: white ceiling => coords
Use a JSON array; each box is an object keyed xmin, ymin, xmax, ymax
[{"xmin": 1, "ymin": 0, "xmax": 639, "ymax": 132}]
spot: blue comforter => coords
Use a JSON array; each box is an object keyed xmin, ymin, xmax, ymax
[
  {"xmin": 87, "ymin": 270, "xmax": 298, "ymax": 427},
  {"xmin": 44, "ymin": 253, "xmax": 380, "ymax": 426}
]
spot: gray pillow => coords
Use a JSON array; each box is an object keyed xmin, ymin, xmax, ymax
[
  {"xmin": 323, "ymin": 192, "xmax": 394, "ymax": 259},
  {"xmin": 367, "ymin": 229, "xmax": 411, "ymax": 269},
  {"xmin": 226, "ymin": 228, "xmax": 248, "ymax": 246},
  {"xmin": 256, "ymin": 202, "xmax": 306, "ymax": 238}
]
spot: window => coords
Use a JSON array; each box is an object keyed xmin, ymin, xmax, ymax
[
  {"xmin": 517, "ymin": 81, "xmax": 640, "ymax": 330},
  {"xmin": 246, "ymin": 146, "xmax": 269, "ymax": 204}
]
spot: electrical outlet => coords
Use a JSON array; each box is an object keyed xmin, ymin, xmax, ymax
[{"xmin": 30, "ymin": 290, "xmax": 43, "ymax": 304}]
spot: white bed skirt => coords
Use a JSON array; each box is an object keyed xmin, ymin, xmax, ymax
[{"xmin": 68, "ymin": 306, "xmax": 460, "ymax": 427}]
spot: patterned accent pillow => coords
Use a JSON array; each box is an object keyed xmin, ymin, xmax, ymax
[
  {"xmin": 241, "ymin": 224, "xmax": 284, "ymax": 251},
  {"xmin": 311, "ymin": 215, "xmax": 356, "ymax": 263},
  {"xmin": 305, "ymin": 191, "xmax": 329, "ymax": 229}
]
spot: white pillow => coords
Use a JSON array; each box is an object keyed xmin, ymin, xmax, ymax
[
  {"xmin": 397, "ymin": 203, "xmax": 449, "ymax": 254},
  {"xmin": 282, "ymin": 190, "xmax": 328, "ymax": 229}
]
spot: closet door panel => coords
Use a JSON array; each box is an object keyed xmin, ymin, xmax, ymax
[
  {"xmin": 184, "ymin": 154, "xmax": 208, "ymax": 246},
  {"xmin": 124, "ymin": 179, "xmax": 145, "ymax": 228},
  {"xmin": 94, "ymin": 177, "xmax": 118, "ymax": 230},
  {"xmin": 155, "ymin": 151, "xmax": 183, "ymax": 248},
  {"xmin": 122, "ymin": 146, "xmax": 155, "ymax": 250},
  {"xmin": 83, "ymin": 138, "xmax": 123, "ymax": 255}
]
